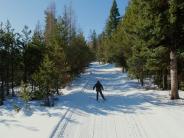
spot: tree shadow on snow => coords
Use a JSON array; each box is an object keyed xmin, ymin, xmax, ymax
[
  {"xmin": 56, "ymin": 88, "xmax": 184, "ymax": 117},
  {"xmin": 0, "ymin": 119, "xmax": 39, "ymax": 131},
  {"xmin": 89, "ymin": 63, "xmax": 115, "ymax": 70},
  {"xmin": 56, "ymin": 90, "xmax": 149, "ymax": 116}
]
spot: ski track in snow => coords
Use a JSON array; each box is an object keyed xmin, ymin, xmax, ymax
[
  {"xmin": 51, "ymin": 75, "xmax": 90, "ymax": 138},
  {"xmin": 50, "ymin": 62, "xmax": 184, "ymax": 138},
  {"xmin": 1, "ymin": 62, "xmax": 184, "ymax": 138}
]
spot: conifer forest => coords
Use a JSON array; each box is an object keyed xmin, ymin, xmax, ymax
[{"xmin": 1, "ymin": 1, "xmax": 184, "ymax": 137}]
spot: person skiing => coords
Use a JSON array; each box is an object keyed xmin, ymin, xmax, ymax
[{"xmin": 93, "ymin": 80, "xmax": 106, "ymax": 101}]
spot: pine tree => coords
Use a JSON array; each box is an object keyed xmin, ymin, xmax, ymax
[
  {"xmin": 66, "ymin": 31, "xmax": 93, "ymax": 76},
  {"xmin": 88, "ymin": 30, "xmax": 98, "ymax": 60},
  {"xmin": 0, "ymin": 2, "xmax": 95, "ymax": 105},
  {"xmin": 118, "ymin": 0, "xmax": 184, "ymax": 98},
  {"xmin": 61, "ymin": 4, "xmax": 76, "ymax": 46},
  {"xmin": 0, "ymin": 21, "xmax": 19, "ymax": 96},
  {"xmin": 105, "ymin": 0, "xmax": 120, "ymax": 37},
  {"xmin": 146, "ymin": 47, "xmax": 170, "ymax": 89},
  {"xmin": 20, "ymin": 25, "xmax": 32, "ymax": 83},
  {"xmin": 145, "ymin": 0, "xmax": 184, "ymax": 99},
  {"xmin": 26, "ymin": 26, "xmax": 45, "ymax": 92},
  {"xmin": 167, "ymin": 0, "xmax": 184, "ymax": 99},
  {"xmin": 90, "ymin": 30, "xmax": 97, "ymax": 50},
  {"xmin": 33, "ymin": 55, "xmax": 56, "ymax": 106},
  {"xmin": 97, "ymin": 0, "xmax": 121, "ymax": 63},
  {"xmin": 20, "ymin": 81, "xmax": 31, "ymax": 107}
]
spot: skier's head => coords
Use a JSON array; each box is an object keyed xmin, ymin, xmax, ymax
[{"xmin": 96, "ymin": 78, "xmax": 101, "ymax": 83}]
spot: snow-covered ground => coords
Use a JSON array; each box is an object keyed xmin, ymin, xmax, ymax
[{"xmin": 1, "ymin": 62, "xmax": 184, "ymax": 138}]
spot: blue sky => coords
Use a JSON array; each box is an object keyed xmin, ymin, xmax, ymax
[{"xmin": 0, "ymin": 0, "xmax": 129, "ymax": 39}]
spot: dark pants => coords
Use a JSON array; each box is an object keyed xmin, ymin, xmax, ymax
[{"xmin": 96, "ymin": 90, "xmax": 105, "ymax": 101}]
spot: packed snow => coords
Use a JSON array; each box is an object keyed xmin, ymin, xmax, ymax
[{"xmin": 1, "ymin": 62, "xmax": 184, "ymax": 138}]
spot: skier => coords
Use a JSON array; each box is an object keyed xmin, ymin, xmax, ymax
[{"xmin": 93, "ymin": 80, "xmax": 106, "ymax": 101}]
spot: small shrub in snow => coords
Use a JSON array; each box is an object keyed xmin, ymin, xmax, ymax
[
  {"xmin": 13, "ymin": 104, "xmax": 21, "ymax": 113},
  {"xmin": 31, "ymin": 90, "xmax": 45, "ymax": 100},
  {"xmin": 20, "ymin": 81, "xmax": 31, "ymax": 108}
]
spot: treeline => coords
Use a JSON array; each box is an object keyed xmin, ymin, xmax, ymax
[
  {"xmin": 95, "ymin": 0, "xmax": 184, "ymax": 99},
  {"xmin": 0, "ymin": 4, "xmax": 94, "ymax": 105}
]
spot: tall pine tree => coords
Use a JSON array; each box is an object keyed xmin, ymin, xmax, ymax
[{"xmin": 105, "ymin": 0, "xmax": 120, "ymax": 37}]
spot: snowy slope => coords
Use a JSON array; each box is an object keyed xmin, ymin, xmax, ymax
[{"xmin": 1, "ymin": 62, "xmax": 184, "ymax": 138}]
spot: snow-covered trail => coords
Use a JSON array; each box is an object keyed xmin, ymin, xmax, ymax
[
  {"xmin": 51, "ymin": 62, "xmax": 184, "ymax": 138},
  {"xmin": 1, "ymin": 62, "xmax": 184, "ymax": 138}
]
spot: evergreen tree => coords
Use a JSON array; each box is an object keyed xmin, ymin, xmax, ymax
[
  {"xmin": 97, "ymin": 0, "xmax": 121, "ymax": 63},
  {"xmin": 144, "ymin": 0, "xmax": 184, "ymax": 99},
  {"xmin": 45, "ymin": 3, "xmax": 69, "ymax": 94},
  {"xmin": 20, "ymin": 25, "xmax": 32, "ymax": 83},
  {"xmin": 33, "ymin": 55, "xmax": 56, "ymax": 106},
  {"xmin": 146, "ymin": 47, "xmax": 169, "ymax": 89},
  {"xmin": 0, "ymin": 2, "xmax": 95, "ymax": 105},
  {"xmin": 0, "ymin": 21, "xmax": 18, "ymax": 96},
  {"xmin": 61, "ymin": 4, "xmax": 76, "ymax": 46},
  {"xmin": 112, "ymin": 0, "xmax": 184, "ymax": 98},
  {"xmin": 66, "ymin": 32, "xmax": 93, "ymax": 76},
  {"xmin": 90, "ymin": 30, "xmax": 97, "ymax": 50},
  {"xmin": 27, "ymin": 23, "xmax": 45, "ymax": 92},
  {"xmin": 128, "ymin": 45, "xmax": 149, "ymax": 86},
  {"xmin": 88, "ymin": 30, "xmax": 98, "ymax": 60},
  {"xmin": 167, "ymin": 0, "xmax": 184, "ymax": 99},
  {"xmin": 20, "ymin": 81, "xmax": 31, "ymax": 107},
  {"xmin": 105, "ymin": 0, "xmax": 120, "ymax": 37},
  {"xmin": 96, "ymin": 32, "xmax": 106, "ymax": 63}
]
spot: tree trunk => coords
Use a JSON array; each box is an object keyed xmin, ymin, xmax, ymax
[
  {"xmin": 170, "ymin": 49, "xmax": 179, "ymax": 100},
  {"xmin": 6, "ymin": 65, "xmax": 10, "ymax": 96},
  {"xmin": 11, "ymin": 58, "xmax": 15, "ymax": 97},
  {"xmin": 24, "ymin": 66, "xmax": 27, "ymax": 83},
  {"xmin": 55, "ymin": 79, "xmax": 59, "ymax": 95},
  {"xmin": 140, "ymin": 71, "xmax": 144, "ymax": 87},
  {"xmin": 6, "ymin": 81, "xmax": 9, "ymax": 96},
  {"xmin": 162, "ymin": 70, "xmax": 168, "ymax": 90},
  {"xmin": 159, "ymin": 70, "xmax": 162, "ymax": 89},
  {"xmin": 31, "ymin": 80, "xmax": 34, "ymax": 92},
  {"xmin": 56, "ymin": 86, "xmax": 59, "ymax": 95},
  {"xmin": 140, "ymin": 77, "xmax": 144, "ymax": 87},
  {"xmin": 0, "ymin": 81, "xmax": 5, "ymax": 105},
  {"xmin": 122, "ymin": 67, "xmax": 126, "ymax": 73}
]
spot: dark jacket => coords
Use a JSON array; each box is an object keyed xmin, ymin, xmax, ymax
[{"xmin": 93, "ymin": 81, "xmax": 104, "ymax": 91}]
